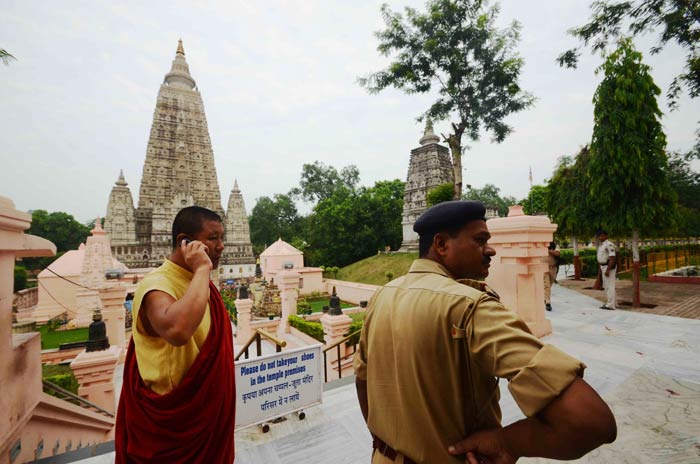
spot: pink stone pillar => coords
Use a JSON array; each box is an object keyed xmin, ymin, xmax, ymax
[
  {"xmin": 485, "ymin": 205, "xmax": 556, "ymax": 338},
  {"xmin": 235, "ymin": 297, "xmax": 254, "ymax": 343},
  {"xmin": 275, "ymin": 270, "xmax": 300, "ymax": 337},
  {"xmin": 98, "ymin": 286, "xmax": 127, "ymax": 349},
  {"xmin": 0, "ymin": 196, "xmax": 55, "ymax": 462},
  {"xmin": 70, "ymin": 346, "xmax": 121, "ymax": 414},
  {"xmin": 320, "ymin": 312, "xmax": 352, "ymax": 374}
]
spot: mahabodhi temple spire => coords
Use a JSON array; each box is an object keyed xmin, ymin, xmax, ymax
[{"xmin": 104, "ymin": 40, "xmax": 255, "ymax": 277}]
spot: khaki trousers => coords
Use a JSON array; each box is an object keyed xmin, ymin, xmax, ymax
[{"xmin": 544, "ymin": 265, "xmax": 557, "ymax": 304}]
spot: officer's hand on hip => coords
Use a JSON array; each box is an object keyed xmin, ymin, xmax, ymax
[{"xmin": 448, "ymin": 428, "xmax": 516, "ymax": 464}]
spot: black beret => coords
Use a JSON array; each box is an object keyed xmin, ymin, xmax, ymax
[{"xmin": 413, "ymin": 200, "xmax": 486, "ymax": 235}]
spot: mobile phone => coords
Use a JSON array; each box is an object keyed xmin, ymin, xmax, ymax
[{"xmin": 183, "ymin": 238, "xmax": 192, "ymax": 245}]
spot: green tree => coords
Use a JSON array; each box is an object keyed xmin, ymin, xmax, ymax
[
  {"xmin": 427, "ymin": 183, "xmax": 455, "ymax": 206},
  {"xmin": 22, "ymin": 210, "xmax": 90, "ymax": 271},
  {"xmin": 28, "ymin": 210, "xmax": 91, "ymax": 252},
  {"xmin": 360, "ymin": 0, "xmax": 535, "ymax": 200},
  {"xmin": 248, "ymin": 194, "xmax": 303, "ymax": 252},
  {"xmin": 307, "ymin": 180, "xmax": 404, "ymax": 267},
  {"xmin": 1, "ymin": 48, "xmax": 16, "ymax": 65},
  {"xmin": 546, "ymin": 147, "xmax": 598, "ymax": 278},
  {"xmin": 558, "ymin": 0, "xmax": 700, "ymax": 140},
  {"xmin": 589, "ymin": 39, "xmax": 677, "ymax": 306},
  {"xmin": 14, "ymin": 266, "xmax": 28, "ymax": 293},
  {"xmin": 291, "ymin": 161, "xmax": 360, "ymax": 203},
  {"xmin": 463, "ymin": 183, "xmax": 517, "ymax": 217},
  {"xmin": 667, "ymin": 150, "xmax": 700, "ymax": 236},
  {"xmin": 520, "ymin": 185, "xmax": 549, "ymax": 215}
]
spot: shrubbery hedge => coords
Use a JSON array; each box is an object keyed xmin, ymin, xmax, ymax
[
  {"xmin": 44, "ymin": 373, "xmax": 79, "ymax": 395},
  {"xmin": 559, "ymin": 243, "xmax": 699, "ymax": 278},
  {"xmin": 288, "ymin": 315, "xmax": 324, "ymax": 342}
]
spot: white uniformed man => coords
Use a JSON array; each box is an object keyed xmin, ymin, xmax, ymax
[{"xmin": 596, "ymin": 229, "xmax": 617, "ymax": 310}]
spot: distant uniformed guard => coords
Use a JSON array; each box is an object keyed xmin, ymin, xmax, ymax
[
  {"xmin": 544, "ymin": 241, "xmax": 561, "ymax": 311},
  {"xmin": 354, "ymin": 200, "xmax": 616, "ymax": 464},
  {"xmin": 596, "ymin": 229, "xmax": 618, "ymax": 310}
]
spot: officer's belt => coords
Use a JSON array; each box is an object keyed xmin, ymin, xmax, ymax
[{"xmin": 372, "ymin": 434, "xmax": 416, "ymax": 464}]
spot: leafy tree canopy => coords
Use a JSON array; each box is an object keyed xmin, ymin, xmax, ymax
[
  {"xmin": 558, "ymin": 0, "xmax": 700, "ymax": 112},
  {"xmin": 28, "ymin": 210, "xmax": 91, "ymax": 253},
  {"xmin": 291, "ymin": 161, "xmax": 360, "ymax": 203},
  {"xmin": 22, "ymin": 210, "xmax": 90, "ymax": 271},
  {"xmin": 306, "ymin": 180, "xmax": 405, "ymax": 267},
  {"xmin": 667, "ymin": 150, "xmax": 700, "ymax": 236},
  {"xmin": 427, "ymin": 183, "xmax": 455, "ymax": 206},
  {"xmin": 588, "ymin": 38, "xmax": 677, "ymax": 235},
  {"xmin": 248, "ymin": 194, "xmax": 304, "ymax": 252},
  {"xmin": 1, "ymin": 48, "xmax": 16, "ymax": 65},
  {"xmin": 463, "ymin": 183, "xmax": 517, "ymax": 217},
  {"xmin": 667, "ymin": 150, "xmax": 700, "ymax": 210},
  {"xmin": 545, "ymin": 147, "xmax": 598, "ymax": 239},
  {"xmin": 361, "ymin": 0, "xmax": 534, "ymax": 199},
  {"xmin": 520, "ymin": 184, "xmax": 549, "ymax": 216}
]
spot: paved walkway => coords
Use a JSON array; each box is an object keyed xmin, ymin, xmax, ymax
[
  {"xmin": 558, "ymin": 270, "xmax": 700, "ymax": 319},
  {"xmin": 78, "ymin": 283, "xmax": 700, "ymax": 463}
]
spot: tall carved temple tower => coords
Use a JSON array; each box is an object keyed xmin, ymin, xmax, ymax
[
  {"xmin": 104, "ymin": 40, "xmax": 254, "ymax": 275},
  {"xmin": 223, "ymin": 180, "xmax": 255, "ymax": 278},
  {"xmin": 399, "ymin": 119, "xmax": 454, "ymax": 251}
]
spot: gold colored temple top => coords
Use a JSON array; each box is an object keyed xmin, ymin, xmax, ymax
[{"xmin": 177, "ymin": 38, "xmax": 185, "ymax": 56}]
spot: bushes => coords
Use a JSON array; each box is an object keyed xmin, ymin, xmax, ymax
[
  {"xmin": 427, "ymin": 183, "xmax": 455, "ymax": 206},
  {"xmin": 297, "ymin": 299, "xmax": 312, "ymax": 315},
  {"xmin": 14, "ymin": 266, "xmax": 27, "ymax": 292},
  {"xmin": 346, "ymin": 313, "xmax": 365, "ymax": 346},
  {"xmin": 558, "ymin": 243, "xmax": 700, "ymax": 278},
  {"xmin": 288, "ymin": 315, "xmax": 324, "ymax": 342},
  {"xmin": 42, "ymin": 364, "xmax": 79, "ymax": 395}
]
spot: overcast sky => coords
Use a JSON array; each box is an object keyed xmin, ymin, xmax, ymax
[{"xmin": 2, "ymin": 0, "xmax": 698, "ymax": 223}]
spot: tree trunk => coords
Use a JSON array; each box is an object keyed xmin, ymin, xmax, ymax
[
  {"xmin": 594, "ymin": 266, "xmax": 603, "ymax": 290},
  {"xmin": 593, "ymin": 236, "xmax": 602, "ymax": 289},
  {"xmin": 448, "ymin": 137, "xmax": 463, "ymax": 200},
  {"xmin": 572, "ymin": 236, "xmax": 581, "ymax": 280},
  {"xmin": 445, "ymin": 124, "xmax": 466, "ymax": 201},
  {"xmin": 632, "ymin": 229, "xmax": 641, "ymax": 308}
]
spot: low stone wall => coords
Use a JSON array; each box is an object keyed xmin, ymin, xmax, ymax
[
  {"xmin": 41, "ymin": 347, "xmax": 85, "ymax": 365},
  {"xmin": 323, "ymin": 279, "xmax": 379, "ymax": 305},
  {"xmin": 13, "ymin": 287, "xmax": 38, "ymax": 310}
]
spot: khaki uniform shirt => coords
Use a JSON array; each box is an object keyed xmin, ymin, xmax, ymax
[{"xmin": 354, "ymin": 259, "xmax": 585, "ymax": 463}]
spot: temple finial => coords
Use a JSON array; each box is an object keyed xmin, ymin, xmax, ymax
[
  {"xmin": 419, "ymin": 116, "xmax": 440, "ymax": 145},
  {"xmin": 177, "ymin": 38, "xmax": 185, "ymax": 56},
  {"xmin": 116, "ymin": 169, "xmax": 128, "ymax": 186}
]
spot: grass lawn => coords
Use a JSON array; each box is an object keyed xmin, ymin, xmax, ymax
[
  {"xmin": 336, "ymin": 252, "xmax": 418, "ymax": 285},
  {"xmin": 39, "ymin": 325, "xmax": 89, "ymax": 350},
  {"xmin": 306, "ymin": 299, "xmax": 353, "ymax": 313}
]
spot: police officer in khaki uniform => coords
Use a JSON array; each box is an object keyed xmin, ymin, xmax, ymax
[
  {"xmin": 354, "ymin": 201, "xmax": 616, "ymax": 464},
  {"xmin": 544, "ymin": 241, "xmax": 560, "ymax": 311}
]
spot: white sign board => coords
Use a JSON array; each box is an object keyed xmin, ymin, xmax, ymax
[{"xmin": 235, "ymin": 344, "xmax": 323, "ymax": 430}]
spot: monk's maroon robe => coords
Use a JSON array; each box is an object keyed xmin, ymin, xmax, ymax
[{"xmin": 115, "ymin": 281, "xmax": 236, "ymax": 463}]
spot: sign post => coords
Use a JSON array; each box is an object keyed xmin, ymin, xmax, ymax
[{"xmin": 235, "ymin": 344, "xmax": 323, "ymax": 430}]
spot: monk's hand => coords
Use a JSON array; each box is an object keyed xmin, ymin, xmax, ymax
[
  {"xmin": 181, "ymin": 239, "xmax": 213, "ymax": 273},
  {"xmin": 448, "ymin": 428, "xmax": 516, "ymax": 464}
]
